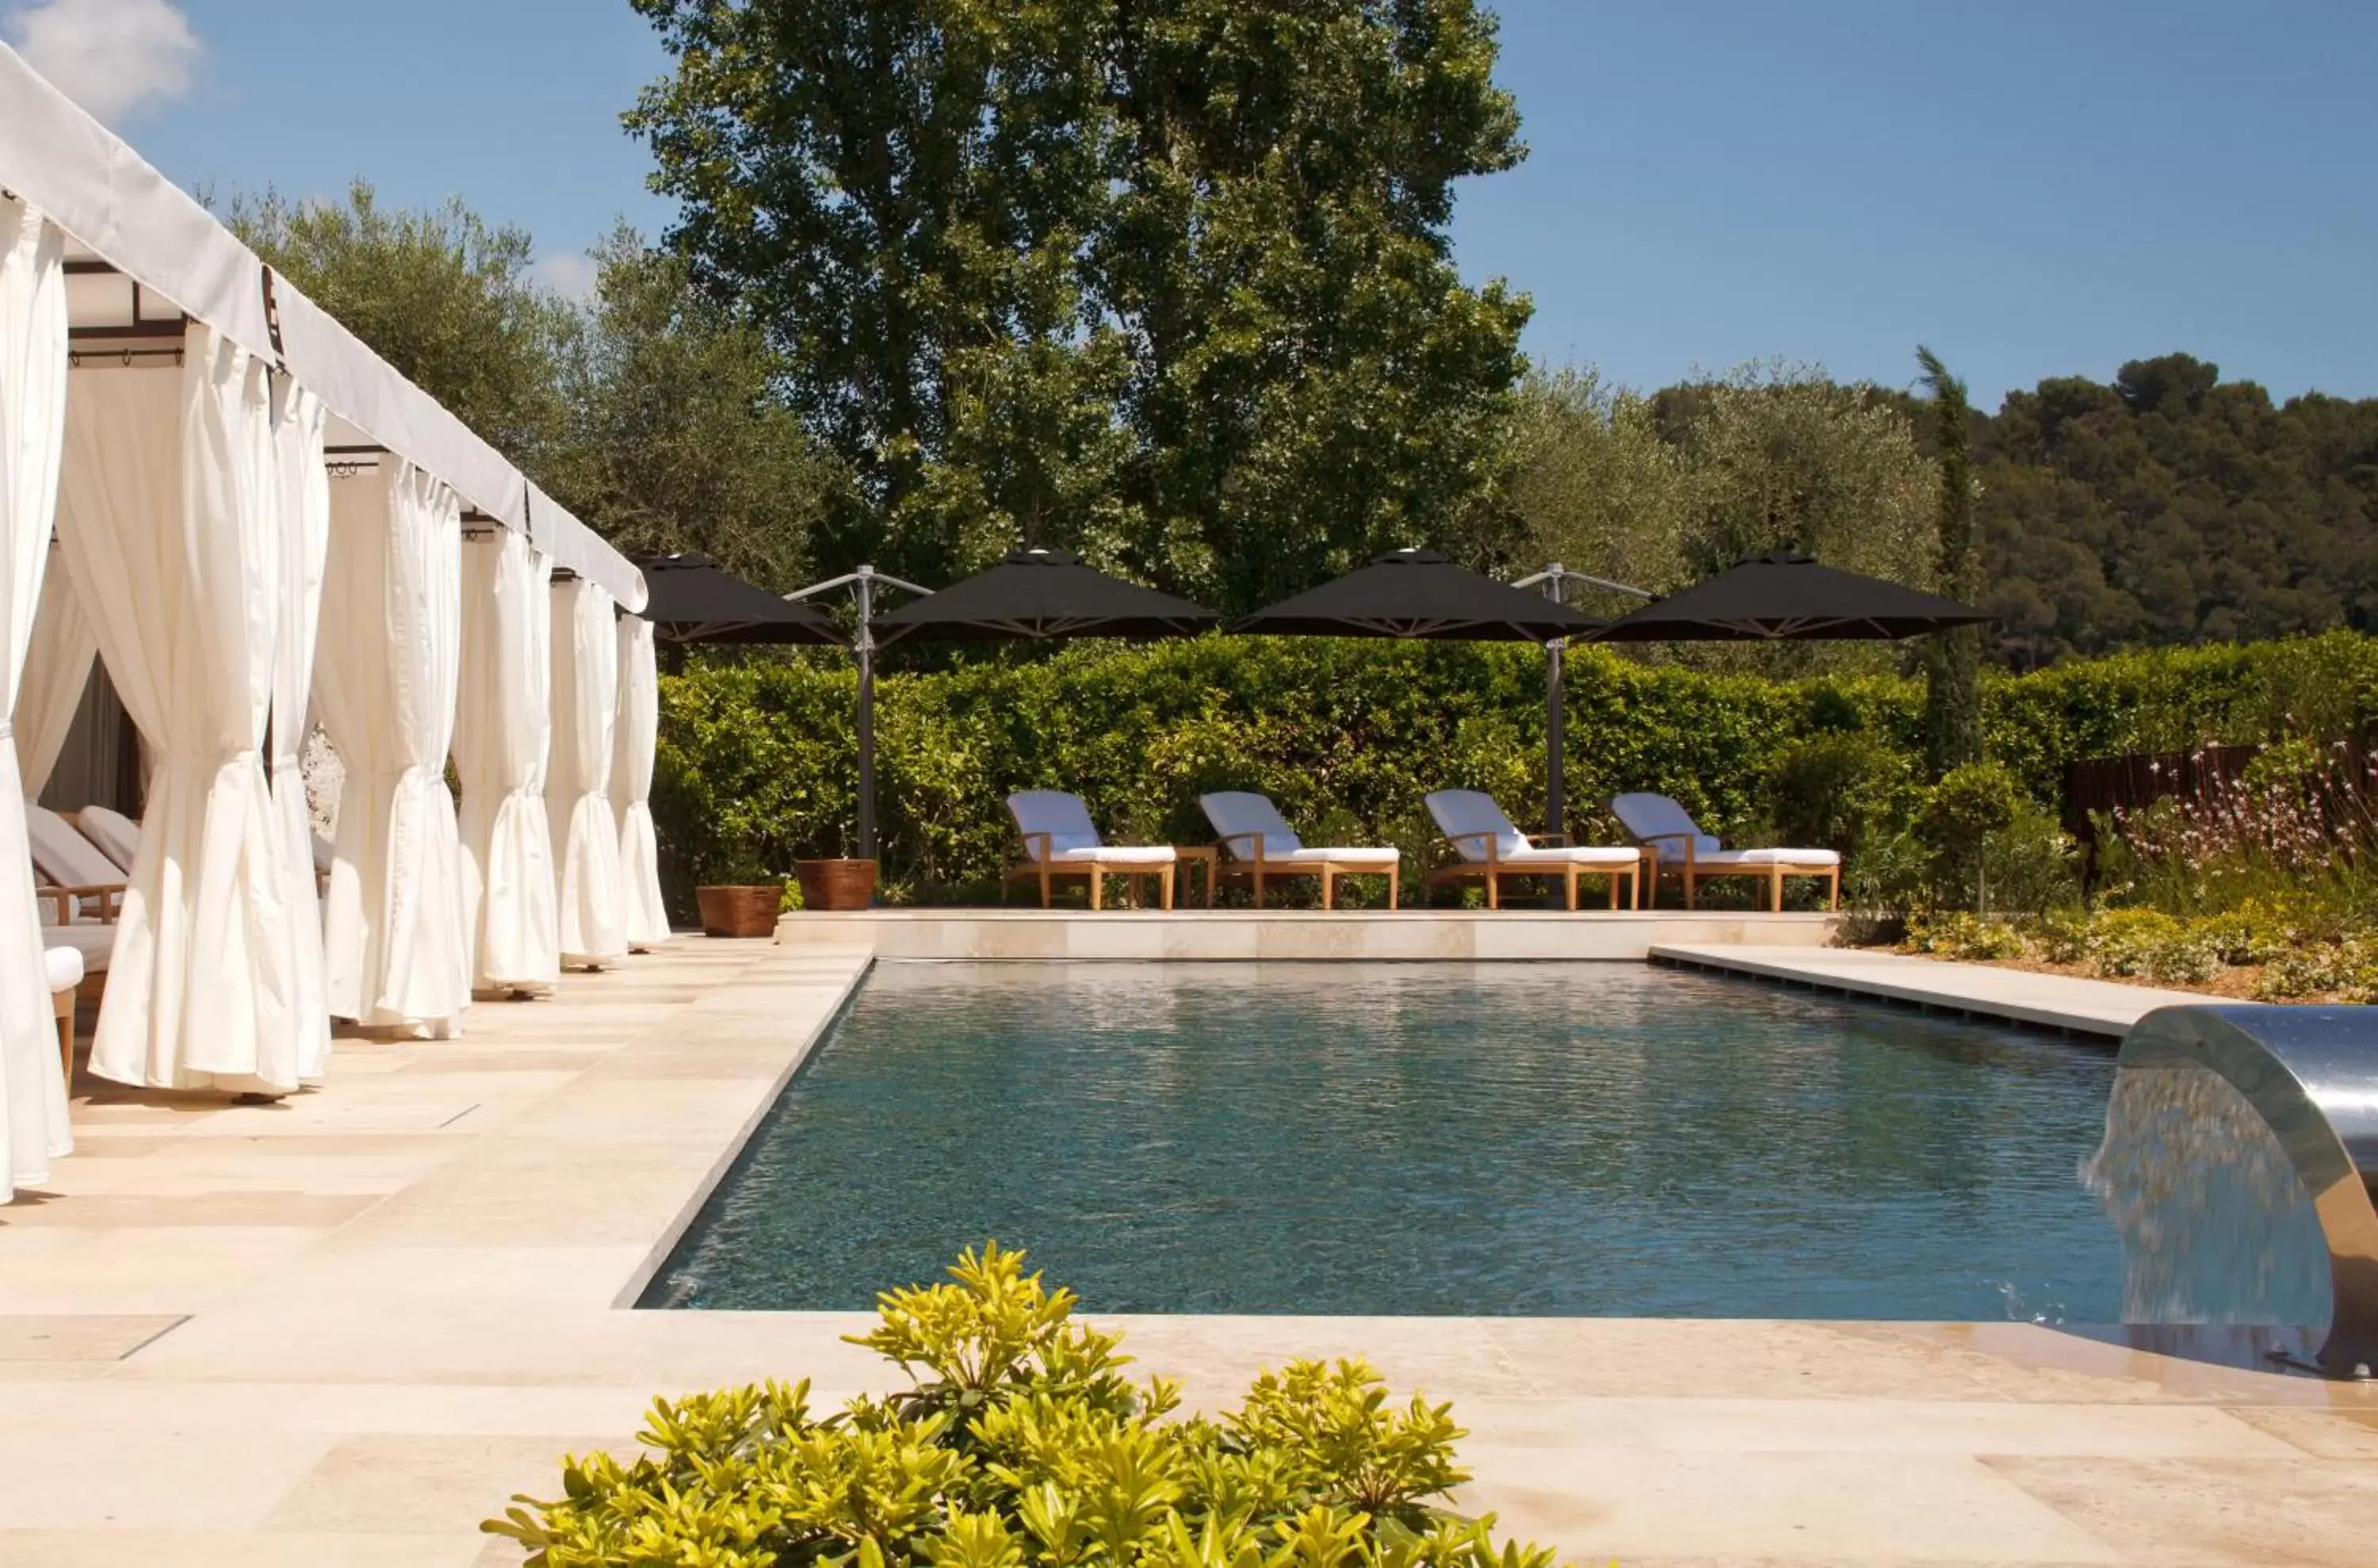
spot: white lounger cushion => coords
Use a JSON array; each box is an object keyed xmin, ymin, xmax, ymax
[
  {"xmin": 1007, "ymin": 790, "xmax": 1176, "ymax": 866},
  {"xmin": 1610, "ymin": 791, "xmax": 1834, "ymax": 865},
  {"xmin": 1048, "ymin": 844, "xmax": 1176, "ymax": 866},
  {"xmin": 1424, "ymin": 790, "xmax": 1638, "ymax": 866},
  {"xmin": 75, "ymin": 804, "xmax": 140, "ymax": 872},
  {"xmin": 40, "ymin": 922, "xmax": 111, "ymax": 973},
  {"xmin": 1200, "ymin": 791, "xmax": 1398, "ymax": 866},
  {"xmin": 44, "ymin": 944, "xmax": 85, "ymax": 992},
  {"xmin": 1691, "ymin": 846, "xmax": 1841, "ymax": 867}
]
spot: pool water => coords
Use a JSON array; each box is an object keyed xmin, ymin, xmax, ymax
[{"xmin": 652, "ymin": 962, "xmax": 2126, "ymax": 1318}]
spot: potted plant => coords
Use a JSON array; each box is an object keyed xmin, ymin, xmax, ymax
[
  {"xmin": 793, "ymin": 848, "xmax": 877, "ymax": 912},
  {"xmin": 694, "ymin": 853, "xmax": 786, "ymax": 939}
]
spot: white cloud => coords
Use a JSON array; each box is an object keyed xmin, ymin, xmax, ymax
[
  {"xmin": 5, "ymin": 0, "xmax": 200, "ymax": 124},
  {"xmin": 531, "ymin": 251, "xmax": 602, "ymax": 304}
]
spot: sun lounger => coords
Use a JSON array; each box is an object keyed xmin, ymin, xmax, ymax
[
  {"xmin": 1608, "ymin": 791, "xmax": 1840, "ymax": 910},
  {"xmin": 1005, "ymin": 790, "xmax": 1177, "ymax": 910},
  {"xmin": 25, "ymin": 805, "xmax": 125, "ymax": 923},
  {"xmin": 1422, "ymin": 790, "xmax": 1647, "ymax": 909},
  {"xmin": 72, "ymin": 804, "xmax": 139, "ymax": 873},
  {"xmin": 1199, "ymin": 791, "xmax": 1399, "ymax": 908}
]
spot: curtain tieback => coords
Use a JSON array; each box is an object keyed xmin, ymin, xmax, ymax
[{"xmin": 0, "ymin": 720, "xmax": 12, "ymax": 742}]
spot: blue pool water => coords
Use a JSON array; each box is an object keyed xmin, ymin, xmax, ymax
[{"xmin": 652, "ymin": 962, "xmax": 2128, "ymax": 1318}]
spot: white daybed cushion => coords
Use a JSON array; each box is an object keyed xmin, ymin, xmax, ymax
[
  {"xmin": 1692, "ymin": 847, "xmax": 1841, "ymax": 867},
  {"xmin": 1201, "ymin": 792, "xmax": 1399, "ymax": 866},
  {"xmin": 44, "ymin": 945, "xmax": 85, "ymax": 992},
  {"xmin": 40, "ymin": 922, "xmax": 111, "ymax": 973},
  {"xmin": 75, "ymin": 804, "xmax": 140, "ymax": 872},
  {"xmin": 1501, "ymin": 844, "xmax": 1643, "ymax": 868},
  {"xmin": 1608, "ymin": 792, "xmax": 1721, "ymax": 855}
]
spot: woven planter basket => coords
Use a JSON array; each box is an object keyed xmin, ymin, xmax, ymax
[
  {"xmin": 694, "ymin": 884, "xmax": 784, "ymax": 939},
  {"xmin": 795, "ymin": 859, "xmax": 878, "ymax": 912}
]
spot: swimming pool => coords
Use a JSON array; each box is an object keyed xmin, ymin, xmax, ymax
[{"xmin": 652, "ymin": 961, "xmax": 2125, "ymax": 1318}]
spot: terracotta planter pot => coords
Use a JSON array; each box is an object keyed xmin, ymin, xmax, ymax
[
  {"xmin": 694, "ymin": 884, "xmax": 784, "ymax": 939},
  {"xmin": 795, "ymin": 858, "xmax": 878, "ymax": 912}
]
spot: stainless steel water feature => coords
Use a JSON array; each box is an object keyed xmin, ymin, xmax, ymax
[{"xmin": 2116, "ymin": 1004, "xmax": 2378, "ymax": 1375}]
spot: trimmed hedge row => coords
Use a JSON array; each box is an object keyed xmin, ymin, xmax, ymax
[{"xmin": 651, "ymin": 630, "xmax": 2378, "ymax": 907}]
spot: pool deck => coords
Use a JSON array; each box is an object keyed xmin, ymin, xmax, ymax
[
  {"xmin": 1652, "ymin": 943, "xmax": 2231, "ymax": 1038},
  {"xmin": 3, "ymin": 930, "xmax": 2374, "ymax": 1566}
]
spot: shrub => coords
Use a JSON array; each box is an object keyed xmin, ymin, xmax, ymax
[
  {"xmin": 2087, "ymin": 909, "xmax": 2185, "ymax": 977},
  {"xmin": 1765, "ymin": 730, "xmax": 1917, "ymax": 856},
  {"xmin": 1904, "ymin": 912, "xmax": 2026, "ymax": 961},
  {"xmin": 2144, "ymin": 925, "xmax": 2224, "ymax": 986},
  {"xmin": 2191, "ymin": 903, "xmax": 2292, "ymax": 967},
  {"xmin": 2034, "ymin": 910, "xmax": 2091, "ymax": 965},
  {"xmin": 485, "ymin": 1245, "xmax": 1554, "ymax": 1568}
]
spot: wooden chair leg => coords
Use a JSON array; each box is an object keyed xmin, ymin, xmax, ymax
[
  {"xmin": 1039, "ymin": 866, "xmax": 1052, "ymax": 908},
  {"xmin": 1684, "ymin": 870, "xmax": 1696, "ymax": 910},
  {"xmin": 1771, "ymin": 866, "xmax": 1784, "ymax": 911},
  {"xmin": 1608, "ymin": 869, "xmax": 1619, "ymax": 909},
  {"xmin": 1252, "ymin": 868, "xmax": 1266, "ymax": 909},
  {"xmin": 1090, "ymin": 870, "xmax": 1103, "ymax": 911},
  {"xmin": 1162, "ymin": 865, "xmax": 1176, "ymax": 910},
  {"xmin": 1389, "ymin": 867, "xmax": 1400, "ymax": 908},
  {"xmin": 1322, "ymin": 869, "xmax": 1336, "ymax": 911},
  {"xmin": 1485, "ymin": 870, "xmax": 1500, "ymax": 910},
  {"xmin": 1829, "ymin": 867, "xmax": 1840, "ymax": 911},
  {"xmin": 1564, "ymin": 868, "xmax": 1578, "ymax": 911}
]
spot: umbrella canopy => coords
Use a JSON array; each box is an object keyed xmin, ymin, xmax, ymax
[
  {"xmin": 634, "ymin": 553, "xmax": 843, "ymax": 645},
  {"xmin": 1234, "ymin": 549, "xmax": 1602, "ymax": 642},
  {"xmin": 1588, "ymin": 552, "xmax": 1990, "ymax": 642},
  {"xmin": 872, "ymin": 548, "xmax": 1217, "ymax": 644}
]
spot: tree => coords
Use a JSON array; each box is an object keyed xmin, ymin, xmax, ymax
[
  {"xmin": 545, "ymin": 231, "xmax": 839, "ymax": 593},
  {"xmin": 1917, "ymin": 346, "xmax": 1982, "ymax": 773},
  {"xmin": 626, "ymin": 0, "xmax": 1531, "ymax": 610},
  {"xmin": 1506, "ymin": 366, "xmax": 1690, "ymax": 606},
  {"xmin": 230, "ymin": 181, "xmax": 575, "ymax": 473}
]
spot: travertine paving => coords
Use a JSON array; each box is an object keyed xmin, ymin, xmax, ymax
[
  {"xmin": 1653, "ymin": 942, "xmax": 2225, "ymax": 1038},
  {"xmin": 2, "ymin": 928, "xmax": 2372, "ymax": 1566}
]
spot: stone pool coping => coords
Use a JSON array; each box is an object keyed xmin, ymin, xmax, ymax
[{"xmin": 2, "ymin": 930, "xmax": 2372, "ymax": 1566}]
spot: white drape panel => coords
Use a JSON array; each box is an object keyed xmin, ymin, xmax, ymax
[
  {"xmin": 548, "ymin": 578, "xmax": 625, "ymax": 966},
  {"xmin": 1, "ymin": 196, "xmax": 73, "ymax": 1199},
  {"xmin": 13, "ymin": 544, "xmax": 94, "ymax": 796},
  {"xmin": 612, "ymin": 614, "xmax": 667, "ymax": 949},
  {"xmin": 269, "ymin": 381, "xmax": 331, "ymax": 1079},
  {"xmin": 317, "ymin": 462, "xmax": 469, "ymax": 1033},
  {"xmin": 58, "ymin": 326, "xmax": 300, "ymax": 1093},
  {"xmin": 456, "ymin": 530, "xmax": 559, "ymax": 992}
]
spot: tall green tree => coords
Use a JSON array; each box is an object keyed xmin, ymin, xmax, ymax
[
  {"xmin": 1506, "ymin": 367, "xmax": 1691, "ymax": 606},
  {"xmin": 1917, "ymin": 346, "xmax": 1983, "ymax": 771},
  {"xmin": 544, "ymin": 231, "xmax": 841, "ymax": 593},
  {"xmin": 627, "ymin": 0, "xmax": 1531, "ymax": 610},
  {"xmin": 230, "ymin": 181, "xmax": 575, "ymax": 472}
]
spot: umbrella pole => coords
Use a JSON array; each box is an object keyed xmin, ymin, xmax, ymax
[
  {"xmin": 855, "ymin": 568, "xmax": 877, "ymax": 863},
  {"xmin": 1542, "ymin": 566, "xmax": 1567, "ymax": 840}
]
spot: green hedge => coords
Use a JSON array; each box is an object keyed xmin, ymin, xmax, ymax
[{"xmin": 652, "ymin": 629, "xmax": 2378, "ymax": 907}]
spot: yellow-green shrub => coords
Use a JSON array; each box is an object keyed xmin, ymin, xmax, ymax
[{"xmin": 486, "ymin": 1245, "xmax": 1554, "ymax": 1568}]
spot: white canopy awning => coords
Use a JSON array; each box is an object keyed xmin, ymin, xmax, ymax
[{"xmin": 0, "ymin": 41, "xmax": 644, "ymax": 611}]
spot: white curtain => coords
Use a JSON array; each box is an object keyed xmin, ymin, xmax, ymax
[
  {"xmin": 57, "ymin": 325, "xmax": 300, "ymax": 1094},
  {"xmin": 13, "ymin": 545, "xmax": 95, "ymax": 796},
  {"xmin": 317, "ymin": 461, "xmax": 469, "ymax": 1034},
  {"xmin": 457, "ymin": 529, "xmax": 559, "ymax": 992},
  {"xmin": 548, "ymin": 577, "xmax": 625, "ymax": 966},
  {"xmin": 270, "ymin": 381, "xmax": 331, "ymax": 1079},
  {"xmin": 1, "ymin": 196, "xmax": 74, "ymax": 1199},
  {"xmin": 612, "ymin": 614, "xmax": 668, "ymax": 949}
]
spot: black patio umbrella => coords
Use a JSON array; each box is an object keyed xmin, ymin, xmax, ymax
[
  {"xmin": 828, "ymin": 549, "xmax": 1216, "ymax": 864},
  {"xmin": 1587, "ymin": 551, "xmax": 1989, "ymax": 643},
  {"xmin": 872, "ymin": 547, "xmax": 1218, "ymax": 645},
  {"xmin": 1235, "ymin": 549, "xmax": 1605, "ymax": 861},
  {"xmin": 634, "ymin": 553, "xmax": 844, "ymax": 645},
  {"xmin": 1233, "ymin": 548, "xmax": 1600, "ymax": 642}
]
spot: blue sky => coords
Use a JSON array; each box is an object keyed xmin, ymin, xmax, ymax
[{"xmin": 12, "ymin": 0, "xmax": 2373, "ymax": 407}]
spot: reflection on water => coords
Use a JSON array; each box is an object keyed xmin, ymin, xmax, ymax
[
  {"xmin": 2082, "ymin": 1062, "xmax": 2330, "ymax": 1330},
  {"xmin": 655, "ymin": 962, "xmax": 2130, "ymax": 1317}
]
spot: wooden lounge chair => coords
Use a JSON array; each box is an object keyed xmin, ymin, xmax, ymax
[
  {"xmin": 25, "ymin": 804, "xmax": 126, "ymax": 924},
  {"xmin": 1421, "ymin": 790, "xmax": 1647, "ymax": 910},
  {"xmin": 1004, "ymin": 790, "xmax": 1177, "ymax": 910},
  {"xmin": 1609, "ymin": 792, "xmax": 1840, "ymax": 911},
  {"xmin": 1199, "ymin": 792, "xmax": 1401, "ymax": 909},
  {"xmin": 71, "ymin": 803, "xmax": 140, "ymax": 874}
]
